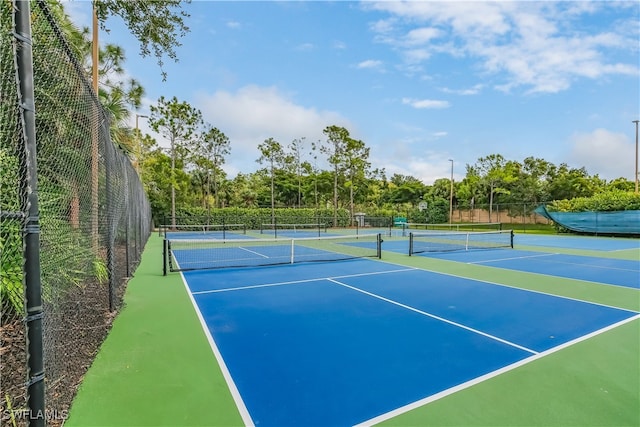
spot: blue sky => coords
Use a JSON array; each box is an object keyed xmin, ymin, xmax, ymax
[{"xmin": 66, "ymin": 1, "xmax": 639, "ymax": 184}]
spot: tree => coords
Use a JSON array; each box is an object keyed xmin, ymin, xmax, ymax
[
  {"xmin": 547, "ymin": 164, "xmax": 601, "ymax": 201},
  {"xmin": 257, "ymin": 138, "xmax": 285, "ymax": 224},
  {"xmin": 148, "ymin": 96, "xmax": 202, "ymax": 227},
  {"xmin": 288, "ymin": 137, "xmax": 306, "ymax": 208},
  {"xmin": 470, "ymin": 154, "xmax": 517, "ymax": 222},
  {"xmin": 321, "ymin": 125, "xmax": 350, "ymax": 227},
  {"xmin": 343, "ymin": 137, "xmax": 371, "ymax": 224},
  {"xmin": 193, "ymin": 125, "xmax": 231, "ymax": 211},
  {"xmin": 93, "ymin": 0, "xmax": 191, "ymax": 80}
]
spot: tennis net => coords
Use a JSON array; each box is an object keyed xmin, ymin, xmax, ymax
[
  {"xmin": 403, "ymin": 222, "xmax": 502, "ymax": 235},
  {"xmin": 409, "ymin": 230, "xmax": 514, "ymax": 254},
  {"xmin": 163, "ymin": 233, "xmax": 382, "ymax": 274},
  {"xmin": 260, "ymin": 222, "xmax": 328, "ymax": 237},
  {"xmin": 161, "ymin": 223, "xmax": 247, "ymax": 239}
]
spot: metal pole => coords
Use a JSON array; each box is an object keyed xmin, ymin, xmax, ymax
[
  {"xmin": 15, "ymin": 1, "xmax": 45, "ymax": 425},
  {"xmin": 633, "ymin": 120, "xmax": 639, "ymax": 194},
  {"xmin": 135, "ymin": 114, "xmax": 148, "ymax": 173},
  {"xmin": 448, "ymin": 159, "xmax": 454, "ymax": 224}
]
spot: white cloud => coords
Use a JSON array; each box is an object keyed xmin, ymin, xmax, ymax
[
  {"xmin": 441, "ymin": 84, "xmax": 484, "ymax": 95},
  {"xmin": 367, "ymin": 1, "xmax": 639, "ymax": 94},
  {"xmin": 195, "ymin": 85, "xmax": 350, "ymax": 176},
  {"xmin": 357, "ymin": 59, "xmax": 384, "ymax": 70},
  {"xmin": 402, "ymin": 98, "xmax": 450, "ymax": 109},
  {"xmin": 404, "ymin": 27, "xmax": 441, "ymax": 46},
  {"xmin": 371, "ymin": 146, "xmax": 460, "ymax": 185},
  {"xmin": 333, "ymin": 40, "xmax": 347, "ymax": 50},
  {"xmin": 569, "ymin": 129, "xmax": 635, "ymax": 180},
  {"xmin": 296, "ymin": 43, "xmax": 315, "ymax": 52},
  {"xmin": 226, "ymin": 21, "xmax": 241, "ymax": 29}
]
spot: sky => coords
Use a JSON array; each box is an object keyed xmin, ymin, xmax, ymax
[{"xmin": 65, "ymin": 1, "xmax": 639, "ymax": 184}]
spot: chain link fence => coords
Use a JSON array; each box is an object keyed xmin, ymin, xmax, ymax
[{"xmin": 1, "ymin": 1, "xmax": 152, "ymax": 425}]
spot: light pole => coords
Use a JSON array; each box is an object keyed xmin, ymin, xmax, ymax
[
  {"xmin": 634, "ymin": 120, "xmax": 639, "ymax": 194},
  {"xmin": 448, "ymin": 159, "xmax": 454, "ymax": 224},
  {"xmin": 135, "ymin": 114, "xmax": 148, "ymax": 173}
]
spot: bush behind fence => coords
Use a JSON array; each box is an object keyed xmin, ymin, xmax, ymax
[{"xmin": 1, "ymin": 1, "xmax": 152, "ymax": 424}]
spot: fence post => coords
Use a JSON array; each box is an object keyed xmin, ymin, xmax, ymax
[
  {"xmin": 103, "ymin": 117, "xmax": 116, "ymax": 312},
  {"xmin": 15, "ymin": 1, "xmax": 46, "ymax": 425}
]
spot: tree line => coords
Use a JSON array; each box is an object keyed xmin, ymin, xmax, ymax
[{"xmin": 134, "ymin": 95, "xmax": 636, "ymax": 224}]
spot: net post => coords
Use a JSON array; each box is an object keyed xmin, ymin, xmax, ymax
[
  {"xmin": 465, "ymin": 232, "xmax": 470, "ymax": 250},
  {"xmin": 510, "ymin": 230, "xmax": 514, "ymax": 248},
  {"xmin": 274, "ymin": 217, "xmax": 278, "ymax": 239},
  {"xmin": 377, "ymin": 233, "xmax": 382, "ymax": 259},
  {"xmin": 290, "ymin": 239, "xmax": 295, "ymax": 264},
  {"xmin": 408, "ymin": 232, "xmax": 413, "ymax": 256},
  {"xmin": 222, "ymin": 218, "xmax": 226, "ymax": 240},
  {"xmin": 163, "ymin": 238, "xmax": 167, "ymax": 276}
]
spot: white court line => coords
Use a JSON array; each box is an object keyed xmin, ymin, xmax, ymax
[
  {"xmin": 192, "ymin": 267, "xmax": 419, "ymax": 295},
  {"xmin": 327, "ymin": 278, "xmax": 538, "ymax": 355},
  {"xmin": 238, "ymin": 246, "xmax": 269, "ymax": 258},
  {"xmin": 355, "ymin": 314, "xmax": 640, "ymax": 427},
  {"xmin": 469, "ymin": 252, "xmax": 558, "ymax": 264},
  {"xmin": 174, "ymin": 260, "xmax": 254, "ymax": 426}
]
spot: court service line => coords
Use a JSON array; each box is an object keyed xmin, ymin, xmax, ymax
[
  {"xmin": 355, "ymin": 313, "xmax": 640, "ymax": 427},
  {"xmin": 327, "ymin": 278, "xmax": 538, "ymax": 355},
  {"xmin": 468, "ymin": 252, "xmax": 558, "ymax": 264},
  {"xmin": 192, "ymin": 267, "xmax": 419, "ymax": 295},
  {"xmin": 238, "ymin": 246, "xmax": 269, "ymax": 258},
  {"xmin": 178, "ymin": 270, "xmax": 255, "ymax": 427}
]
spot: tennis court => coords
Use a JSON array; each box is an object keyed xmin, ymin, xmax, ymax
[
  {"xmin": 67, "ymin": 230, "xmax": 639, "ymax": 427},
  {"xmin": 383, "ymin": 231, "xmax": 640, "ymax": 290},
  {"xmin": 174, "ymin": 234, "xmax": 638, "ymax": 426}
]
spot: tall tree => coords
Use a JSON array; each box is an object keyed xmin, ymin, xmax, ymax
[
  {"xmin": 321, "ymin": 125, "xmax": 350, "ymax": 227},
  {"xmin": 257, "ymin": 138, "xmax": 285, "ymax": 224},
  {"xmin": 343, "ymin": 137, "xmax": 371, "ymax": 223},
  {"xmin": 288, "ymin": 137, "xmax": 306, "ymax": 208},
  {"xmin": 192, "ymin": 125, "xmax": 231, "ymax": 211},
  {"xmin": 470, "ymin": 154, "xmax": 517, "ymax": 222},
  {"xmin": 148, "ymin": 96, "xmax": 202, "ymax": 227}
]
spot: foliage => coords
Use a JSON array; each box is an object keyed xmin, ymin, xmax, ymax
[
  {"xmin": 0, "ymin": 224, "xmax": 24, "ymax": 315},
  {"xmin": 94, "ymin": 0, "xmax": 191, "ymax": 80},
  {"xmin": 547, "ymin": 190, "xmax": 640, "ymax": 212},
  {"xmin": 168, "ymin": 207, "xmax": 353, "ymax": 229}
]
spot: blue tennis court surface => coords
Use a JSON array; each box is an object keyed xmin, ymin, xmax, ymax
[
  {"xmin": 419, "ymin": 249, "xmax": 639, "ymax": 289},
  {"xmin": 383, "ymin": 239, "xmax": 640, "ymax": 289},
  {"xmin": 515, "ymin": 233, "xmax": 640, "ymax": 251},
  {"xmin": 182, "ymin": 259, "xmax": 638, "ymax": 426}
]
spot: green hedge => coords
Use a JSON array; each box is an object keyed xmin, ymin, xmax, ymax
[
  {"xmin": 547, "ymin": 190, "xmax": 640, "ymax": 212},
  {"xmin": 163, "ymin": 207, "xmax": 353, "ymax": 229}
]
